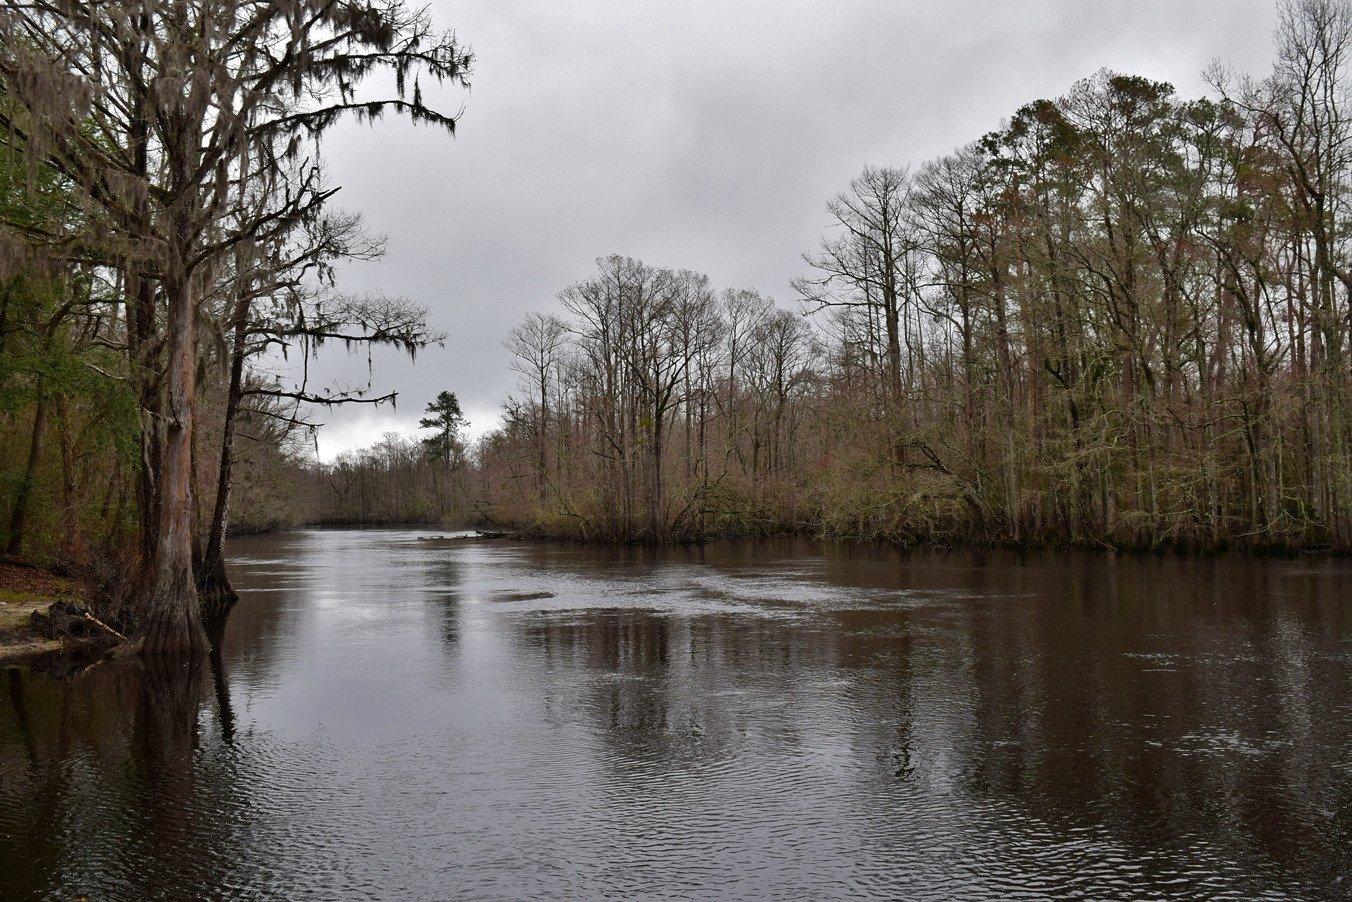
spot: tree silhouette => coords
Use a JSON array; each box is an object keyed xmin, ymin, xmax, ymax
[{"xmin": 420, "ymin": 391, "xmax": 467, "ymax": 465}]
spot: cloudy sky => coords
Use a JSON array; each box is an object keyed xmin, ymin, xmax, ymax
[{"xmin": 299, "ymin": 0, "xmax": 1278, "ymax": 459}]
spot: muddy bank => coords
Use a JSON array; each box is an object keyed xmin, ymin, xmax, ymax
[{"xmin": 0, "ymin": 563, "xmax": 120, "ymax": 663}]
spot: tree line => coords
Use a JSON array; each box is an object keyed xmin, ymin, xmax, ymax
[
  {"xmin": 0, "ymin": 0, "xmax": 470, "ymax": 651},
  {"xmin": 466, "ymin": 0, "xmax": 1350, "ymax": 550}
]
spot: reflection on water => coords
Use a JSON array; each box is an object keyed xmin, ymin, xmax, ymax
[{"xmin": 2, "ymin": 529, "xmax": 1350, "ymax": 900}]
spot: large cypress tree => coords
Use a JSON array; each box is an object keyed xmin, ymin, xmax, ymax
[{"xmin": 0, "ymin": 0, "xmax": 471, "ymax": 651}]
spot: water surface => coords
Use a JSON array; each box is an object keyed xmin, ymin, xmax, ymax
[{"xmin": 2, "ymin": 529, "xmax": 1350, "ymax": 899}]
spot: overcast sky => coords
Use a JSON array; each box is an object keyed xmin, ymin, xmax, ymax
[{"xmin": 298, "ymin": 0, "xmax": 1279, "ymax": 460}]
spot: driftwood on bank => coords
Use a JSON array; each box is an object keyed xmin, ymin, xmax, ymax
[
  {"xmin": 419, "ymin": 530, "xmax": 514, "ymax": 541},
  {"xmin": 29, "ymin": 600, "xmax": 127, "ymax": 643}
]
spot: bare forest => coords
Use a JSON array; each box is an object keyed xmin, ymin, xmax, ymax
[{"xmin": 353, "ymin": 5, "xmax": 1352, "ymax": 551}]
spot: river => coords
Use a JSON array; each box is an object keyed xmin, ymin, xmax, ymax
[{"xmin": 2, "ymin": 528, "xmax": 1350, "ymax": 899}]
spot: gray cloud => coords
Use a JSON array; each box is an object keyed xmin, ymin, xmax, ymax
[{"xmin": 292, "ymin": 0, "xmax": 1278, "ymax": 458}]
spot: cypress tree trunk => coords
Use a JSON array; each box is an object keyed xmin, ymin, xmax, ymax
[{"xmin": 139, "ymin": 272, "xmax": 209, "ymax": 655}]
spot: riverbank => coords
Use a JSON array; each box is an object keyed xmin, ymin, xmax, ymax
[
  {"xmin": 272, "ymin": 514, "xmax": 1351, "ymax": 557},
  {"xmin": 0, "ymin": 563, "xmax": 117, "ymax": 663},
  {"xmin": 452, "ymin": 516, "xmax": 1350, "ymax": 557}
]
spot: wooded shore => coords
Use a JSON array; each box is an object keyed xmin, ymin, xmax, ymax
[{"xmin": 0, "ymin": 0, "xmax": 471, "ymax": 652}]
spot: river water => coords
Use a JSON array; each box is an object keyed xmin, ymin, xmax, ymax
[{"xmin": 1, "ymin": 528, "xmax": 1350, "ymax": 900}]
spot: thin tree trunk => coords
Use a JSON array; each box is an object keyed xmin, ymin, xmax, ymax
[
  {"xmin": 55, "ymin": 398, "xmax": 80, "ymax": 557},
  {"xmin": 5, "ymin": 387, "xmax": 48, "ymax": 559},
  {"xmin": 198, "ymin": 291, "xmax": 249, "ymax": 642}
]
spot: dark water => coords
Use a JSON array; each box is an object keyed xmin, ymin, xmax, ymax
[{"xmin": 2, "ymin": 530, "xmax": 1350, "ymax": 900}]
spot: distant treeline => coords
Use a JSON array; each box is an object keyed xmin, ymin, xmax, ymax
[
  {"xmin": 459, "ymin": 5, "xmax": 1351, "ymax": 550},
  {"xmin": 220, "ymin": 1, "xmax": 1352, "ymax": 551}
]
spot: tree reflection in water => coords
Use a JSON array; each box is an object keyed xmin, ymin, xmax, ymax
[
  {"xmin": 1, "ymin": 650, "xmax": 242, "ymax": 899},
  {"xmin": 1, "ymin": 532, "xmax": 1348, "ymax": 900}
]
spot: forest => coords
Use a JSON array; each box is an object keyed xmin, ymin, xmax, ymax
[
  {"xmin": 324, "ymin": 4, "xmax": 1352, "ymax": 552},
  {"xmin": 2, "ymin": 0, "xmax": 1352, "ymax": 656}
]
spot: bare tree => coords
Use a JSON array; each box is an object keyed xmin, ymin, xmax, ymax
[{"xmin": 506, "ymin": 311, "xmax": 567, "ymax": 502}]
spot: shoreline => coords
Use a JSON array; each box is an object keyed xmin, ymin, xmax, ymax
[
  {"xmin": 0, "ymin": 563, "xmax": 118, "ymax": 665},
  {"xmin": 266, "ymin": 520, "xmax": 1350, "ymax": 559}
]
